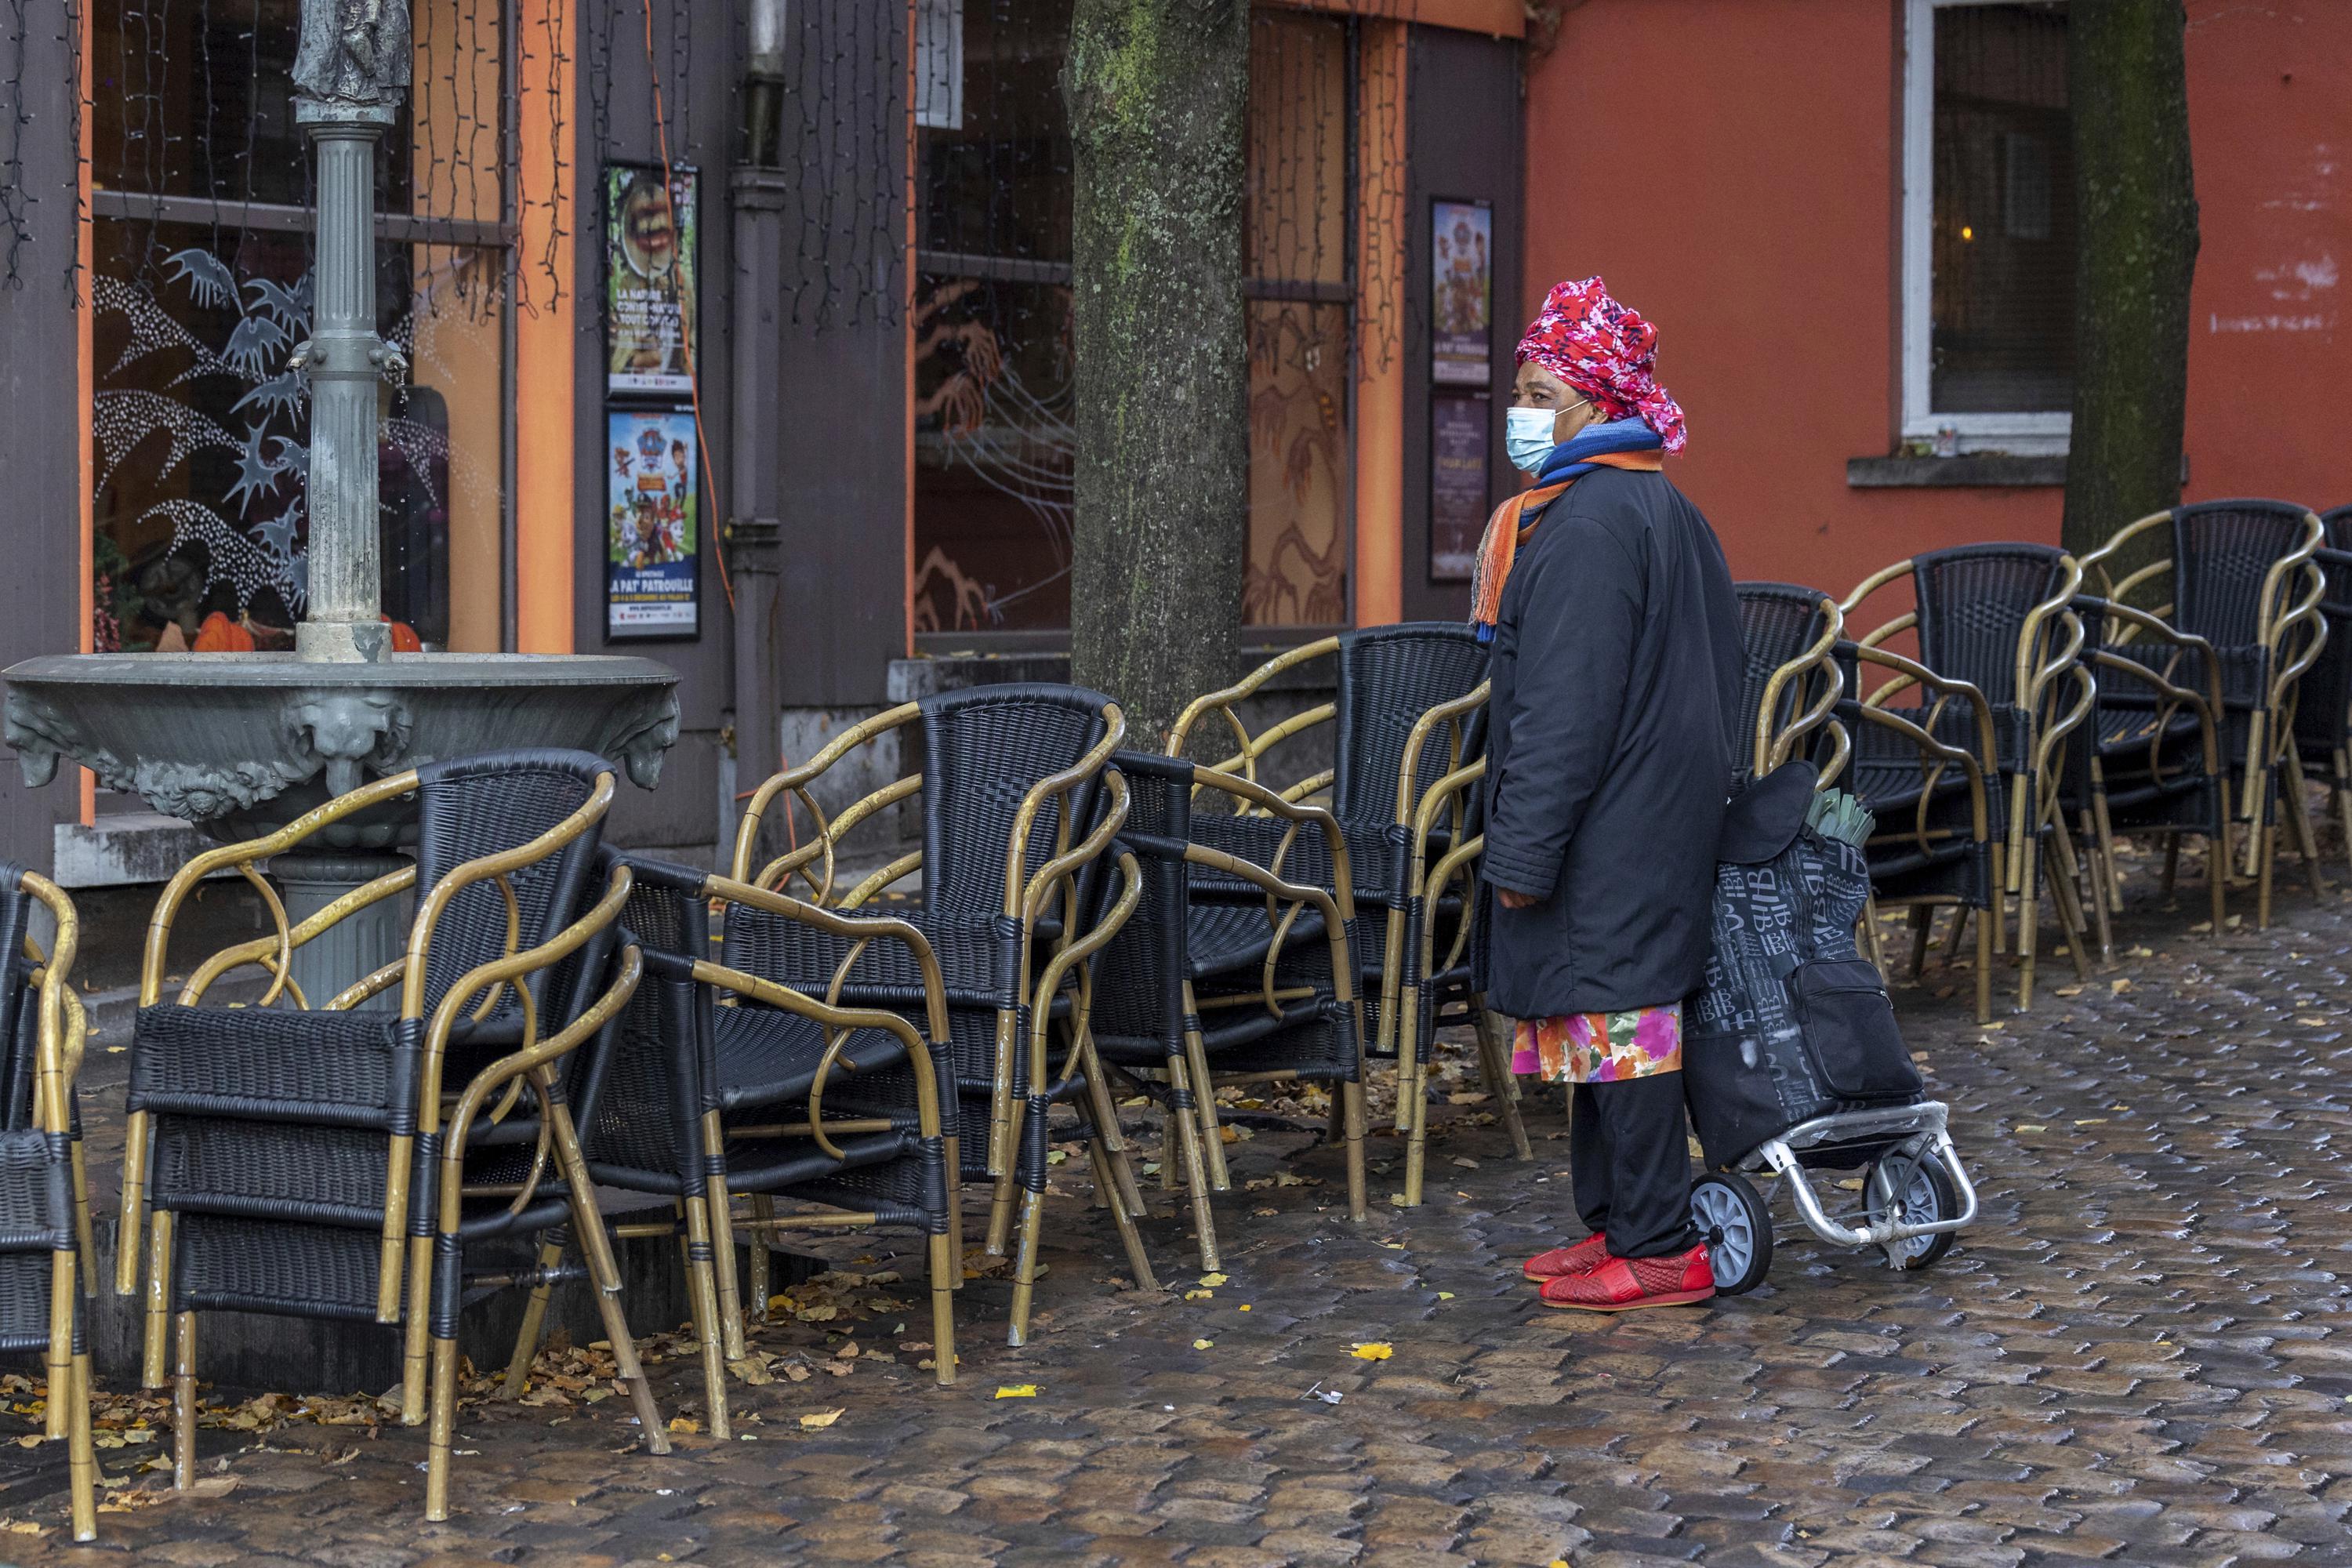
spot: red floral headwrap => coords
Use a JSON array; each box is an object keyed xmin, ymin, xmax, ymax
[{"xmin": 1515, "ymin": 275, "xmax": 1688, "ymax": 454}]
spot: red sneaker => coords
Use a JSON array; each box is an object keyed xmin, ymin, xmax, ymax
[
  {"xmin": 1521, "ymin": 1232, "xmax": 1611, "ymax": 1282},
  {"xmin": 1537, "ymin": 1245, "xmax": 1715, "ymax": 1312}
]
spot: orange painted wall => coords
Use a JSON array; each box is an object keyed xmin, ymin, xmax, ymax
[{"xmin": 1522, "ymin": 0, "xmax": 2350, "ymax": 603}]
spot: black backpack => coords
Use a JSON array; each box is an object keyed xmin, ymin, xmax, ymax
[{"xmin": 1681, "ymin": 762, "xmax": 1924, "ymax": 1169}]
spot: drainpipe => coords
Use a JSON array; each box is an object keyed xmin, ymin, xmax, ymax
[{"xmin": 724, "ymin": 0, "xmax": 792, "ymax": 858}]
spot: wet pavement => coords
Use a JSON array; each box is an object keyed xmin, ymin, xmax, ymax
[{"xmin": 3, "ymin": 847, "xmax": 2351, "ymax": 1566}]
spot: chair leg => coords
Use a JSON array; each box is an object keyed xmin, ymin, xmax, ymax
[
  {"xmin": 45, "ymin": 1249, "xmax": 72, "ymax": 1441},
  {"xmin": 1180, "ymin": 1014, "xmax": 1231, "ymax": 1192},
  {"xmin": 567, "ymin": 1189, "xmax": 677, "ymax": 1457},
  {"xmin": 746, "ymin": 1193, "xmax": 775, "ymax": 1324},
  {"xmin": 423, "ymin": 1327, "xmax": 461, "ymax": 1522},
  {"xmin": 2285, "ymin": 751, "xmax": 2327, "ymax": 897},
  {"xmin": 2015, "ymin": 837, "xmax": 2041, "ymax": 1011},
  {"xmin": 400, "ymin": 1232, "xmax": 433, "ymax": 1426},
  {"xmin": 2335, "ymin": 748, "xmax": 2352, "ymax": 877},
  {"xmin": 2047, "ymin": 823, "xmax": 2095, "ymax": 983},
  {"xmin": 1861, "ymin": 895, "xmax": 1889, "ymax": 975},
  {"xmin": 1085, "ymin": 1135, "xmax": 1158, "ymax": 1295},
  {"xmin": 700, "ymin": 1115, "xmax": 748, "ymax": 1363},
  {"xmin": 116, "ymin": 1110, "xmax": 149, "ymax": 1299},
  {"xmin": 1163, "ymin": 1052, "xmax": 1221, "ymax": 1274},
  {"xmin": 170, "ymin": 1310, "xmax": 196, "ymax": 1491},
  {"xmin": 2161, "ymin": 836, "xmax": 2183, "ymax": 897},
  {"xmin": 2209, "ymin": 826, "xmax": 2229, "ymax": 935},
  {"xmin": 984, "ymin": 1089, "xmax": 1025, "ymax": 1258},
  {"xmin": 503, "ymin": 1234, "xmax": 568, "ymax": 1399},
  {"xmin": 1005, "ymin": 1181, "xmax": 1047, "ymax": 1348},
  {"xmin": 2090, "ymin": 782, "xmax": 2124, "ymax": 913},
  {"xmin": 2259, "ymin": 811, "xmax": 2279, "ymax": 931},
  {"xmin": 925, "ymin": 1227, "xmax": 960, "ymax": 1387},
  {"xmin": 681, "ymin": 1193, "xmax": 733, "ymax": 1441},
  {"xmin": 1472, "ymin": 1002, "xmax": 1533, "ymax": 1162},
  {"xmin": 1973, "ymin": 901, "xmax": 1993, "ymax": 1025},
  {"xmin": 1399, "ymin": 982, "xmax": 1430, "ymax": 1208},
  {"xmin": 67, "ymin": 1351, "xmax": 94, "ymax": 1542},
  {"xmin": 68, "ymin": 1138, "xmax": 96, "ymax": 1300},
  {"xmin": 1907, "ymin": 906, "xmax": 1933, "ymax": 978},
  {"xmin": 140, "ymin": 1209, "xmax": 173, "ymax": 1390},
  {"xmin": 2077, "ymin": 811, "xmax": 2115, "ymax": 963},
  {"xmin": 1341, "ymin": 1080, "xmax": 1369, "ymax": 1224},
  {"xmin": 1079, "ymin": 1057, "xmax": 1150, "ymax": 1220}
]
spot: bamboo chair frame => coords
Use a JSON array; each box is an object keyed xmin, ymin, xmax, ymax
[
  {"xmin": 1749, "ymin": 593, "xmax": 1849, "ymax": 786},
  {"xmin": 121, "ymin": 769, "xmax": 675, "ymax": 1520},
  {"xmin": 578, "ymin": 858, "xmax": 970, "ymax": 1436},
  {"xmin": 1837, "ymin": 644, "xmax": 2001, "ymax": 1024},
  {"xmin": 1107, "ymin": 757, "xmax": 1372, "ymax": 1268},
  {"xmin": 11, "ymin": 872, "xmax": 96, "ymax": 1542},
  {"xmin": 1842, "ymin": 554, "xmax": 2096, "ymax": 1011},
  {"xmin": 731, "ymin": 697, "xmax": 1145, "ymax": 1310},
  {"xmin": 1167, "ymin": 646, "xmax": 1514, "ymax": 1155},
  {"xmin": 2082, "ymin": 507, "xmax": 2330, "ymax": 928},
  {"xmin": 2068, "ymin": 595, "xmax": 2230, "ymax": 952}
]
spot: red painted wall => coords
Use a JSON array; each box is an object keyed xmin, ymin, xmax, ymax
[{"xmin": 1522, "ymin": 0, "xmax": 2350, "ymax": 604}]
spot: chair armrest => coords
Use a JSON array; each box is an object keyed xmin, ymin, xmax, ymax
[
  {"xmin": 1845, "ymin": 643, "xmax": 2002, "ymax": 775},
  {"xmin": 1183, "ymin": 767, "xmax": 1356, "ymax": 924},
  {"xmin": 1166, "ymin": 637, "xmax": 1341, "ymax": 762},
  {"xmin": 1392, "ymin": 681, "xmax": 1489, "ymax": 828},
  {"xmin": 702, "ymin": 869, "xmax": 952, "ymax": 1047},
  {"xmin": 732, "ymin": 702, "xmax": 924, "ymax": 888}
]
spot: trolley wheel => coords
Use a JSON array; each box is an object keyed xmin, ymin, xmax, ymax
[
  {"xmin": 1865, "ymin": 1149, "xmax": 1960, "ymax": 1269},
  {"xmin": 1690, "ymin": 1173, "xmax": 1773, "ymax": 1295}
]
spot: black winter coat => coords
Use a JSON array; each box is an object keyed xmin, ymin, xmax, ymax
[{"xmin": 1479, "ymin": 466, "xmax": 1743, "ymax": 1018}]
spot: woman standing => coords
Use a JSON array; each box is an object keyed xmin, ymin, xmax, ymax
[{"xmin": 1474, "ymin": 277, "xmax": 1743, "ymax": 1312}]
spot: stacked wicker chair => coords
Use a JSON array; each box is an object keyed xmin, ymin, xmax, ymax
[
  {"xmin": 575, "ymin": 848, "xmax": 966, "ymax": 1437},
  {"xmin": 1087, "ymin": 751, "xmax": 1369, "ymax": 1269},
  {"xmin": 118, "ymin": 750, "xmax": 661, "ymax": 1522},
  {"xmin": 728, "ymin": 684, "xmax": 1149, "ymax": 1344},
  {"xmin": 2082, "ymin": 501, "xmax": 2330, "ymax": 927},
  {"xmin": 0, "ymin": 866, "xmax": 95, "ymax": 1542},
  {"xmin": 2292, "ymin": 505, "xmax": 2352, "ymax": 873},
  {"xmin": 1842, "ymin": 544, "xmax": 2096, "ymax": 1013},
  {"xmin": 1164, "ymin": 625, "xmax": 1526, "ymax": 1205},
  {"xmin": 1731, "ymin": 583, "xmax": 1848, "ymax": 789}
]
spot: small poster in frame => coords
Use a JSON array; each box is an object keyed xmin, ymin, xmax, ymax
[
  {"xmin": 605, "ymin": 164, "xmax": 699, "ymax": 395},
  {"xmin": 604, "ymin": 407, "xmax": 700, "ymax": 641},
  {"xmin": 1432, "ymin": 198, "xmax": 1493, "ymax": 387},
  {"xmin": 1430, "ymin": 392, "xmax": 1490, "ymax": 583}
]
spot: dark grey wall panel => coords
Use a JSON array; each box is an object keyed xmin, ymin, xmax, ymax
[
  {"xmin": 1401, "ymin": 26, "xmax": 1523, "ymax": 626},
  {"xmin": 0, "ymin": 23, "xmax": 93, "ymax": 870}
]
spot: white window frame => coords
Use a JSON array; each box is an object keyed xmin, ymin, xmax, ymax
[{"xmin": 1901, "ymin": 0, "xmax": 2072, "ymax": 455}]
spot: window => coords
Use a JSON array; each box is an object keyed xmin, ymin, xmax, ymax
[
  {"xmin": 1902, "ymin": 0, "xmax": 2074, "ymax": 452},
  {"xmin": 89, "ymin": 0, "xmax": 510, "ymax": 653},
  {"xmin": 910, "ymin": 3, "xmax": 1357, "ymax": 641}
]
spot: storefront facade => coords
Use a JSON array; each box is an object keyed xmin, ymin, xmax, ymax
[{"xmin": 0, "ymin": 0, "xmax": 1530, "ymax": 877}]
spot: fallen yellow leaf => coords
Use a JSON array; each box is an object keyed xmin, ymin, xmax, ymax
[
  {"xmin": 1184, "ymin": 1289, "xmax": 1214, "ymax": 1301},
  {"xmin": 1349, "ymin": 1342, "xmax": 1393, "ymax": 1361},
  {"xmin": 1198, "ymin": 1272, "xmax": 1229, "ymax": 1287},
  {"xmin": 994, "ymin": 1385, "xmax": 1038, "ymax": 1399},
  {"xmin": 1436, "ymin": 1291, "xmax": 1455, "ymax": 1301},
  {"xmin": 2111, "ymin": 978, "xmax": 2132, "ymax": 995},
  {"xmin": 1193, "ymin": 1339, "xmax": 1214, "ymax": 1350},
  {"xmin": 798, "ymin": 1408, "xmax": 845, "ymax": 1430},
  {"xmin": 666, "ymin": 1416, "xmax": 700, "ymax": 1435}
]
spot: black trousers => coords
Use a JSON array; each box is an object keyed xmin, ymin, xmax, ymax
[{"xmin": 1570, "ymin": 1072, "xmax": 1699, "ymax": 1259}]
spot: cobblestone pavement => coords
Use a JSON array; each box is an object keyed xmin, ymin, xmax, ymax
[{"xmin": 5, "ymin": 858, "xmax": 2352, "ymax": 1566}]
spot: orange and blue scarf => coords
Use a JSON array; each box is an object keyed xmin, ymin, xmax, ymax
[{"xmin": 1469, "ymin": 420, "xmax": 1666, "ymax": 641}]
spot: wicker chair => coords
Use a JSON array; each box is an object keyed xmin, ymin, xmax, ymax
[
  {"xmin": 0, "ymin": 866, "xmax": 95, "ymax": 1541},
  {"xmin": 1842, "ymin": 545, "xmax": 2096, "ymax": 1011},
  {"xmin": 119, "ymin": 750, "xmax": 662, "ymax": 1522},
  {"xmin": 730, "ymin": 684, "xmax": 1150, "ymax": 1343},
  {"xmin": 2083, "ymin": 501, "xmax": 2329, "ymax": 927},
  {"xmin": 2293, "ymin": 506, "xmax": 2352, "ymax": 873},
  {"xmin": 2064, "ymin": 592, "xmax": 2230, "ymax": 953},
  {"xmin": 1165, "ymin": 626, "xmax": 1523, "ymax": 1203},
  {"xmin": 1089, "ymin": 752, "xmax": 1369, "ymax": 1266},
  {"xmin": 1733, "ymin": 583, "xmax": 1849, "ymax": 790},
  {"xmin": 572, "ymin": 850, "xmax": 969, "ymax": 1436}
]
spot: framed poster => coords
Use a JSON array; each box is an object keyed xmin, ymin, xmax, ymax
[
  {"xmin": 1429, "ymin": 392, "xmax": 1490, "ymax": 583},
  {"xmin": 605, "ymin": 164, "xmax": 699, "ymax": 396},
  {"xmin": 1431, "ymin": 198, "xmax": 1493, "ymax": 387},
  {"xmin": 605, "ymin": 407, "xmax": 700, "ymax": 640}
]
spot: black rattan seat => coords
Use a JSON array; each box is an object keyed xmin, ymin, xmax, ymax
[{"xmin": 121, "ymin": 749, "xmax": 662, "ymax": 1522}]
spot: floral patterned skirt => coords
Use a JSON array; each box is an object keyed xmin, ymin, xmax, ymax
[{"xmin": 1512, "ymin": 1003, "xmax": 1684, "ymax": 1084}]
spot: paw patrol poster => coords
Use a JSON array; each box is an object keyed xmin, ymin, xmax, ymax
[{"xmin": 604, "ymin": 408, "xmax": 699, "ymax": 639}]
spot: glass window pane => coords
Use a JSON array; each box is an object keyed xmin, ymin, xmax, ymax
[
  {"xmin": 1246, "ymin": 301, "xmax": 1349, "ymax": 628},
  {"xmin": 91, "ymin": 221, "xmax": 506, "ymax": 652},
  {"xmin": 917, "ymin": 0, "xmax": 1073, "ymax": 263},
  {"xmin": 1930, "ymin": 2, "xmax": 2074, "ymax": 415},
  {"xmin": 1247, "ymin": 12, "xmax": 1349, "ymax": 289}
]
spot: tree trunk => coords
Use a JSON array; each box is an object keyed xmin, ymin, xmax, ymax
[
  {"xmin": 2062, "ymin": 0, "xmax": 2199, "ymax": 561},
  {"xmin": 1065, "ymin": 0, "xmax": 1251, "ymax": 750}
]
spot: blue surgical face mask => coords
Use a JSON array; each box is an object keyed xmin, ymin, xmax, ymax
[{"xmin": 1505, "ymin": 405, "xmax": 1561, "ymax": 474}]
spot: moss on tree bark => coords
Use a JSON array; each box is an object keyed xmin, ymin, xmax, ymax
[
  {"xmin": 2063, "ymin": 0, "xmax": 2200, "ymax": 561},
  {"xmin": 1065, "ymin": 0, "xmax": 1250, "ymax": 748}
]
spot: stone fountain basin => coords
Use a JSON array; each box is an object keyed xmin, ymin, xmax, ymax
[{"xmin": 5, "ymin": 652, "xmax": 681, "ymax": 845}]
